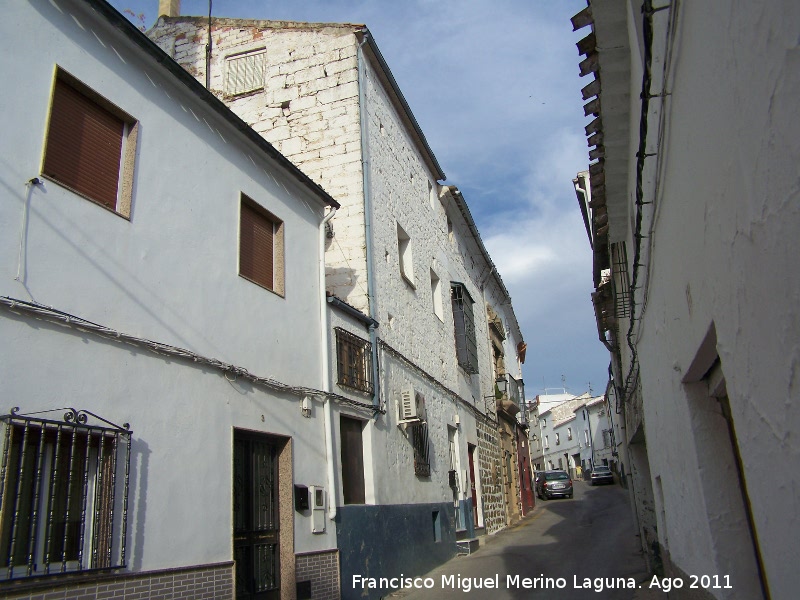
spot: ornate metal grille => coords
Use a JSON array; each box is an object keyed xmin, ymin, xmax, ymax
[
  {"xmin": 451, "ymin": 283, "xmax": 479, "ymax": 374},
  {"xmin": 0, "ymin": 407, "xmax": 131, "ymax": 581},
  {"xmin": 233, "ymin": 433, "xmax": 279, "ymax": 599},
  {"xmin": 335, "ymin": 328, "xmax": 373, "ymax": 394},
  {"xmin": 410, "ymin": 422, "xmax": 430, "ymax": 477}
]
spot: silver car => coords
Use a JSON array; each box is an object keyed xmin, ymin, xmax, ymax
[
  {"xmin": 590, "ymin": 465, "xmax": 615, "ymax": 486},
  {"xmin": 536, "ymin": 469, "xmax": 573, "ymax": 499}
]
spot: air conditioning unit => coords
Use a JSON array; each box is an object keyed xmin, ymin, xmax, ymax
[{"xmin": 399, "ymin": 387, "xmax": 421, "ymax": 421}]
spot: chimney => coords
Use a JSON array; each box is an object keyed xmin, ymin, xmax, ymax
[{"xmin": 158, "ymin": 0, "xmax": 180, "ymax": 17}]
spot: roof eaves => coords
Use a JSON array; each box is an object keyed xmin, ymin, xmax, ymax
[
  {"xmin": 87, "ymin": 0, "xmax": 339, "ymax": 209},
  {"xmin": 445, "ymin": 186, "xmax": 524, "ymax": 344},
  {"xmin": 357, "ymin": 28, "xmax": 446, "ymax": 181}
]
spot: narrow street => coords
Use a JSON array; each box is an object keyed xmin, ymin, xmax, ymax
[{"xmin": 387, "ymin": 480, "xmax": 657, "ymax": 600}]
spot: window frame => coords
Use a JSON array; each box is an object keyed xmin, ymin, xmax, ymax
[
  {"xmin": 41, "ymin": 68, "xmax": 138, "ymax": 218},
  {"xmin": 239, "ymin": 194, "xmax": 285, "ymax": 296},
  {"xmin": 396, "ymin": 222, "xmax": 415, "ymax": 287},
  {"xmin": 334, "ymin": 327, "xmax": 374, "ymax": 394},
  {"xmin": 224, "ymin": 48, "xmax": 267, "ymax": 97},
  {"xmin": 430, "ymin": 269, "xmax": 443, "ymax": 321}
]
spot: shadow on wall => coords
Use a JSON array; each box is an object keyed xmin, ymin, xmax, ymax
[
  {"xmin": 129, "ymin": 438, "xmax": 151, "ymax": 571},
  {"xmin": 325, "ymin": 266, "xmax": 362, "ymax": 302}
]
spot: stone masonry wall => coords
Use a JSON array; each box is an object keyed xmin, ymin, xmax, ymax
[{"xmin": 477, "ymin": 418, "xmax": 506, "ymax": 534}]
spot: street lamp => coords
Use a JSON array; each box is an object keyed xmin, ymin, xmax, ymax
[{"xmin": 495, "ymin": 375, "xmax": 508, "ymax": 396}]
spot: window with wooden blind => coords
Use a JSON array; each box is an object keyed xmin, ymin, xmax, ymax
[
  {"xmin": 239, "ymin": 195, "xmax": 285, "ymax": 296},
  {"xmin": 42, "ymin": 69, "xmax": 137, "ymax": 216}
]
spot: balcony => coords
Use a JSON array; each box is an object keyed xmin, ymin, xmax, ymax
[{"xmin": 496, "ymin": 373, "xmax": 525, "ymax": 419}]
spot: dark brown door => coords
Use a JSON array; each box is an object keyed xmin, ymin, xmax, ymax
[
  {"xmin": 340, "ymin": 416, "xmax": 365, "ymax": 504},
  {"xmin": 468, "ymin": 444, "xmax": 478, "ymax": 527},
  {"xmin": 234, "ymin": 432, "xmax": 280, "ymax": 599}
]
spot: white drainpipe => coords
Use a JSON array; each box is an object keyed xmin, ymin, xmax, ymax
[{"xmin": 319, "ymin": 207, "xmax": 338, "ymax": 520}]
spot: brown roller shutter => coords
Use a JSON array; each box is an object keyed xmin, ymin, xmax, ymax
[
  {"xmin": 240, "ymin": 198, "xmax": 275, "ymax": 290},
  {"xmin": 43, "ymin": 77, "xmax": 124, "ymax": 210}
]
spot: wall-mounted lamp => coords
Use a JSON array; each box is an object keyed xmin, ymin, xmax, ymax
[
  {"xmin": 495, "ymin": 376, "xmax": 507, "ymax": 396},
  {"xmin": 301, "ymin": 396, "xmax": 311, "ymax": 418}
]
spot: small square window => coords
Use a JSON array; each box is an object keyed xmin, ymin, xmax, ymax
[
  {"xmin": 225, "ymin": 49, "xmax": 266, "ymax": 96},
  {"xmin": 239, "ymin": 195, "xmax": 284, "ymax": 295},
  {"xmin": 42, "ymin": 69, "xmax": 138, "ymax": 216},
  {"xmin": 397, "ymin": 222, "xmax": 415, "ymax": 287}
]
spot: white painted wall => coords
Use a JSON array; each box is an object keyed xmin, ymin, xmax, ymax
[
  {"xmin": 0, "ymin": 0, "xmax": 335, "ymax": 572},
  {"xmin": 592, "ymin": 1, "xmax": 800, "ymax": 596}
]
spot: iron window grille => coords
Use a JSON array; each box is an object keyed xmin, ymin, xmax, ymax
[
  {"xmin": 0, "ymin": 407, "xmax": 131, "ymax": 581},
  {"xmin": 611, "ymin": 242, "xmax": 631, "ymax": 319},
  {"xmin": 335, "ymin": 328, "xmax": 374, "ymax": 394},
  {"xmin": 450, "ymin": 283, "xmax": 479, "ymax": 374},
  {"xmin": 410, "ymin": 422, "xmax": 430, "ymax": 478}
]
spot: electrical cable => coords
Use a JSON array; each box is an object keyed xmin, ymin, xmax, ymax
[{"xmin": 0, "ymin": 296, "xmax": 383, "ymax": 414}]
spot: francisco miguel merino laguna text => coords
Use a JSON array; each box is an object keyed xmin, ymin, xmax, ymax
[{"xmin": 352, "ymin": 573, "xmax": 638, "ymax": 593}]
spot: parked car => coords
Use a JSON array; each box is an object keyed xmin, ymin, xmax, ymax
[
  {"xmin": 590, "ymin": 465, "xmax": 615, "ymax": 486},
  {"xmin": 535, "ymin": 470, "xmax": 573, "ymax": 499}
]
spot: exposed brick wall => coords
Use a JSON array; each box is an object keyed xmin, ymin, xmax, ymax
[
  {"xmin": 1, "ymin": 562, "xmax": 233, "ymax": 600},
  {"xmin": 295, "ymin": 550, "xmax": 340, "ymax": 600}
]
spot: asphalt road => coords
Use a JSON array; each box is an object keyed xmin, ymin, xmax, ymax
[{"xmin": 386, "ymin": 480, "xmax": 659, "ymax": 600}]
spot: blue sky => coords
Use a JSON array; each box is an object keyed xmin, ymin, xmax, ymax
[{"xmin": 111, "ymin": 0, "xmax": 608, "ymax": 398}]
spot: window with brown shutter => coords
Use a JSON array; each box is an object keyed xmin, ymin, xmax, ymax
[
  {"xmin": 42, "ymin": 69, "xmax": 137, "ymax": 216},
  {"xmin": 239, "ymin": 195, "xmax": 285, "ymax": 295}
]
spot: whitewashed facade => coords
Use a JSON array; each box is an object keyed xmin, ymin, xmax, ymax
[
  {"xmin": 0, "ymin": 1, "xmax": 340, "ymax": 598},
  {"xmin": 574, "ymin": 1, "xmax": 800, "ymax": 598},
  {"xmin": 148, "ymin": 8, "xmax": 527, "ymax": 599}
]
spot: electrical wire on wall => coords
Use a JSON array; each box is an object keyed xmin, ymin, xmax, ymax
[
  {"xmin": 0, "ymin": 296, "xmax": 383, "ymax": 415},
  {"xmin": 622, "ymin": 0, "xmax": 676, "ymax": 401}
]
